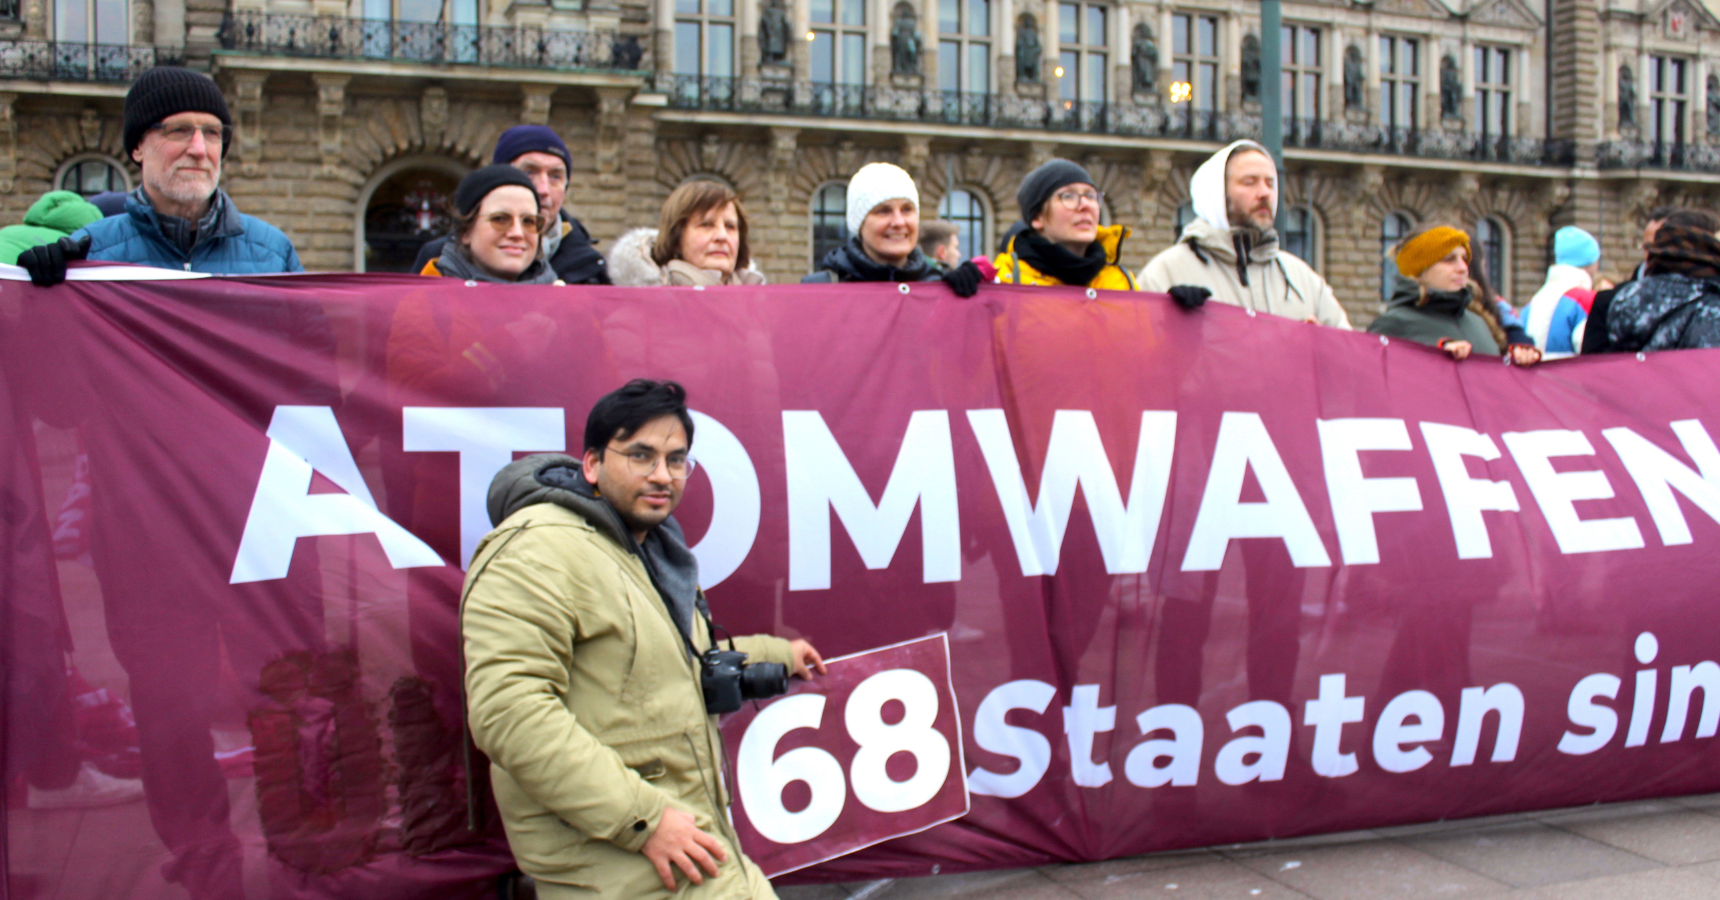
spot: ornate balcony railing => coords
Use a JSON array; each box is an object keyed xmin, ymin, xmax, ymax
[
  {"xmin": 662, "ymin": 76, "xmax": 1577, "ymax": 166},
  {"xmin": 1597, "ymin": 140, "xmax": 1720, "ymax": 174},
  {"xmin": 217, "ymin": 11, "xmax": 647, "ymax": 71},
  {"xmin": 0, "ymin": 41, "xmax": 180, "ymax": 82}
]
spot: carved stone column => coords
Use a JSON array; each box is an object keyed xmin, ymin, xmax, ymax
[
  {"xmin": 1026, "ymin": 139, "xmax": 1056, "ymax": 172},
  {"xmin": 420, "ymin": 86, "xmax": 449, "ymax": 149},
  {"xmin": 521, "ymin": 84, "xmax": 555, "ymax": 126},
  {"xmin": 0, "ymin": 93, "xmax": 16, "ymax": 194},
  {"xmin": 901, "ymin": 133, "xmax": 931, "ymax": 186},
  {"xmin": 231, "ymin": 71, "xmax": 267, "ymax": 177},
  {"xmin": 594, "ymin": 87, "xmax": 632, "ymax": 177},
  {"xmin": 313, "ymin": 73, "xmax": 349, "ymax": 174},
  {"xmin": 767, "ymin": 126, "xmax": 798, "ymax": 214}
]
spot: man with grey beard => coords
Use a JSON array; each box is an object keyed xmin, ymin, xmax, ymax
[{"xmin": 19, "ymin": 66, "xmax": 302, "ymax": 285}]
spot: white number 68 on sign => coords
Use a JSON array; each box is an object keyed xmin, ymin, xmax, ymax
[{"xmin": 736, "ymin": 668, "xmax": 951, "ymax": 844}]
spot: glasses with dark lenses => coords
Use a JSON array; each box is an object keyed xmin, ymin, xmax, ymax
[
  {"xmin": 605, "ymin": 446, "xmax": 696, "ymax": 480},
  {"xmin": 150, "ymin": 123, "xmax": 225, "ymax": 146},
  {"xmin": 1054, "ymin": 189, "xmax": 1104, "ymax": 210},
  {"xmin": 486, "ymin": 212, "xmax": 545, "ymax": 235}
]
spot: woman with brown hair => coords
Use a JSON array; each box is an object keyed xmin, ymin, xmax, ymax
[
  {"xmin": 420, "ymin": 165, "xmax": 560, "ymax": 284},
  {"xmin": 608, "ymin": 179, "xmax": 765, "ymax": 286},
  {"xmin": 1369, "ymin": 224, "xmax": 1541, "ymax": 366}
]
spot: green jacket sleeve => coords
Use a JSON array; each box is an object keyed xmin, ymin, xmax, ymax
[{"xmin": 462, "ymin": 527, "xmax": 667, "ymax": 853}]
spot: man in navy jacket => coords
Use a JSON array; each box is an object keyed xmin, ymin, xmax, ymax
[{"xmin": 20, "ymin": 66, "xmax": 302, "ymax": 284}]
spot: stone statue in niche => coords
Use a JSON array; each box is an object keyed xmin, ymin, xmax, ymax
[
  {"xmin": 1708, "ymin": 75, "xmax": 1720, "ymax": 136},
  {"xmin": 1240, "ymin": 34, "xmax": 1261, "ymax": 101},
  {"xmin": 1016, "ymin": 14, "xmax": 1041, "ymax": 83},
  {"xmin": 759, "ymin": 0, "xmax": 789, "ymax": 67},
  {"xmin": 1131, "ymin": 23, "xmax": 1157, "ymax": 93},
  {"xmin": 1344, "ymin": 45, "xmax": 1364, "ymax": 109},
  {"xmin": 1619, "ymin": 64, "xmax": 1637, "ymax": 128},
  {"xmin": 891, "ymin": 2, "xmax": 920, "ymax": 76},
  {"xmin": 1440, "ymin": 54, "xmax": 1461, "ymax": 118}
]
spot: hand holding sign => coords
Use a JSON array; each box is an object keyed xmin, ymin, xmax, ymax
[{"xmin": 720, "ymin": 635, "xmax": 968, "ymax": 877}]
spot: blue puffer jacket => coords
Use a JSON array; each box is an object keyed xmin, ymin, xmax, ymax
[{"xmin": 72, "ymin": 189, "xmax": 303, "ymax": 274}]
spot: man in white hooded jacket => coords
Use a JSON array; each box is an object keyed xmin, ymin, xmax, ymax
[{"xmin": 1139, "ymin": 140, "xmax": 1351, "ymax": 329}]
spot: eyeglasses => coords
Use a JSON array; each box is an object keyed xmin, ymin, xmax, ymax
[
  {"xmin": 604, "ymin": 445, "xmax": 696, "ymax": 480},
  {"xmin": 485, "ymin": 212, "xmax": 545, "ymax": 235},
  {"xmin": 149, "ymin": 123, "xmax": 225, "ymax": 146},
  {"xmin": 1054, "ymin": 189, "xmax": 1104, "ymax": 210}
]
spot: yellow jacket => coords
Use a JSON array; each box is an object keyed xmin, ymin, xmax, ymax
[{"xmin": 992, "ymin": 224, "xmax": 1139, "ymax": 290}]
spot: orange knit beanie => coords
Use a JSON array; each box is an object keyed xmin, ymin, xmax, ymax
[{"xmin": 1395, "ymin": 226, "xmax": 1471, "ymax": 278}]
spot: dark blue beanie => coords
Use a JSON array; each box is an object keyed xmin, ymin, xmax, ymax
[
  {"xmin": 1017, "ymin": 158, "xmax": 1095, "ymax": 222},
  {"xmin": 492, "ymin": 125, "xmax": 572, "ymax": 172}
]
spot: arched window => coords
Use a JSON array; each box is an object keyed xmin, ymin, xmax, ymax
[
  {"xmin": 1280, "ymin": 204, "xmax": 1319, "ymax": 271},
  {"xmin": 1475, "ymin": 216, "xmax": 1508, "ymax": 297},
  {"xmin": 1380, "ymin": 212, "xmax": 1413, "ymax": 303},
  {"xmin": 56, "ymin": 155, "xmax": 128, "ymax": 197},
  {"xmin": 811, "ymin": 182, "xmax": 848, "ymax": 267},
  {"xmin": 937, "ymin": 188, "xmax": 988, "ymax": 263},
  {"xmin": 354, "ymin": 156, "xmax": 468, "ymax": 272},
  {"xmin": 1174, "ymin": 201, "xmax": 1195, "ymax": 240}
]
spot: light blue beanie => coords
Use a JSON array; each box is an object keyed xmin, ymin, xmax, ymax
[{"xmin": 1554, "ymin": 226, "xmax": 1600, "ymax": 268}]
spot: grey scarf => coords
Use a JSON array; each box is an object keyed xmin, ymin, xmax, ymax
[{"xmin": 434, "ymin": 239, "xmax": 558, "ymax": 284}]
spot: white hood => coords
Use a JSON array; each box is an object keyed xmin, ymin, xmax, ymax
[{"xmin": 1188, "ymin": 139, "xmax": 1276, "ymax": 232}]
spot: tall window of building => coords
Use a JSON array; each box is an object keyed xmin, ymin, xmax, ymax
[
  {"xmin": 1281, "ymin": 25, "xmax": 1320, "ymax": 126},
  {"xmin": 1379, "ymin": 36, "xmax": 1419, "ymax": 132},
  {"xmin": 1649, "ymin": 55, "xmax": 1689, "ymax": 153},
  {"xmin": 1280, "ymin": 205, "xmax": 1319, "ymax": 270},
  {"xmin": 938, "ymin": 189, "xmax": 989, "ymax": 261},
  {"xmin": 1174, "ymin": 201, "xmax": 1195, "ymax": 239},
  {"xmin": 937, "ymin": 0, "xmax": 990, "ymax": 95},
  {"xmin": 360, "ymin": 0, "xmax": 478, "ymax": 59},
  {"xmin": 674, "ymin": 0, "xmax": 736, "ymax": 79},
  {"xmin": 1475, "ymin": 46, "xmax": 1511, "ymax": 140},
  {"xmin": 1380, "ymin": 212, "xmax": 1412, "ymax": 304},
  {"xmin": 1057, "ymin": 2, "xmax": 1107, "ymax": 103},
  {"xmin": 54, "ymin": 0, "xmax": 130, "ymax": 73},
  {"xmin": 1476, "ymin": 217, "xmax": 1508, "ymax": 296},
  {"xmin": 811, "ymin": 182, "xmax": 849, "ymax": 266},
  {"xmin": 1172, "ymin": 14, "xmax": 1219, "ymax": 110},
  {"xmin": 57, "ymin": 156, "xmax": 127, "ymax": 196},
  {"xmin": 812, "ymin": 0, "xmax": 867, "ymax": 87}
]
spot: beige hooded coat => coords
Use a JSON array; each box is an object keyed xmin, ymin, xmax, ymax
[
  {"xmin": 463, "ymin": 456, "xmax": 793, "ymax": 898},
  {"xmin": 1138, "ymin": 140, "xmax": 1352, "ymax": 329}
]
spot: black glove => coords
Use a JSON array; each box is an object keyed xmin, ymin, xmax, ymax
[
  {"xmin": 940, "ymin": 260, "xmax": 984, "ymax": 298},
  {"xmin": 1167, "ymin": 284, "xmax": 1211, "ymax": 310},
  {"xmin": 18, "ymin": 235, "xmax": 90, "ymax": 287}
]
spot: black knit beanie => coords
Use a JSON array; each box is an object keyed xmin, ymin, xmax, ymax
[
  {"xmin": 453, "ymin": 165, "xmax": 540, "ymax": 216},
  {"xmin": 1017, "ymin": 158, "xmax": 1096, "ymax": 222},
  {"xmin": 124, "ymin": 67, "xmax": 234, "ymax": 158}
]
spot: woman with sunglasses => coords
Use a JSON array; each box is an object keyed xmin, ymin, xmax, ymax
[
  {"xmin": 993, "ymin": 158, "xmax": 1138, "ymax": 290},
  {"xmin": 421, "ymin": 165, "xmax": 561, "ymax": 284}
]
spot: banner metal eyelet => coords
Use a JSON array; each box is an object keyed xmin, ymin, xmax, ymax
[{"xmin": 898, "ymin": 283, "xmax": 911, "ymax": 294}]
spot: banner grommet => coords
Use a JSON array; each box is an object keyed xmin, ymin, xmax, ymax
[{"xmin": 898, "ymin": 283, "xmax": 911, "ymax": 294}]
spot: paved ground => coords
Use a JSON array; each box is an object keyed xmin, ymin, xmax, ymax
[{"xmin": 778, "ymin": 793, "xmax": 1720, "ymax": 900}]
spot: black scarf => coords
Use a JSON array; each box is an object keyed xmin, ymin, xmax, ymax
[{"xmin": 1014, "ymin": 229, "xmax": 1107, "ymax": 285}]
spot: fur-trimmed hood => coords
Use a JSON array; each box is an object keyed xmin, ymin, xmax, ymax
[{"xmin": 605, "ymin": 227, "xmax": 765, "ymax": 287}]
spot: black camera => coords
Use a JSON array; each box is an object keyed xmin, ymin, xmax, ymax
[{"xmin": 700, "ymin": 647, "xmax": 788, "ymax": 714}]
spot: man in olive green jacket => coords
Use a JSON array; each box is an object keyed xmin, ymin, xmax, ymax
[{"xmin": 463, "ymin": 380, "xmax": 825, "ymax": 899}]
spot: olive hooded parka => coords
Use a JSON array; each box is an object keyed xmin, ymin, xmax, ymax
[{"xmin": 462, "ymin": 454, "xmax": 795, "ymax": 898}]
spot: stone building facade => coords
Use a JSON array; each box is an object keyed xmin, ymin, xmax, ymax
[{"xmin": 1, "ymin": 0, "xmax": 1718, "ymax": 324}]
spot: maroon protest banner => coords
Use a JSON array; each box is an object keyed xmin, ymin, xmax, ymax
[
  {"xmin": 722, "ymin": 635, "xmax": 967, "ymax": 877},
  {"xmin": 5, "ymin": 270, "xmax": 1720, "ymax": 898}
]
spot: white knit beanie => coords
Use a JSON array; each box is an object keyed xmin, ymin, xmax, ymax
[{"xmin": 845, "ymin": 163, "xmax": 920, "ymax": 237}]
